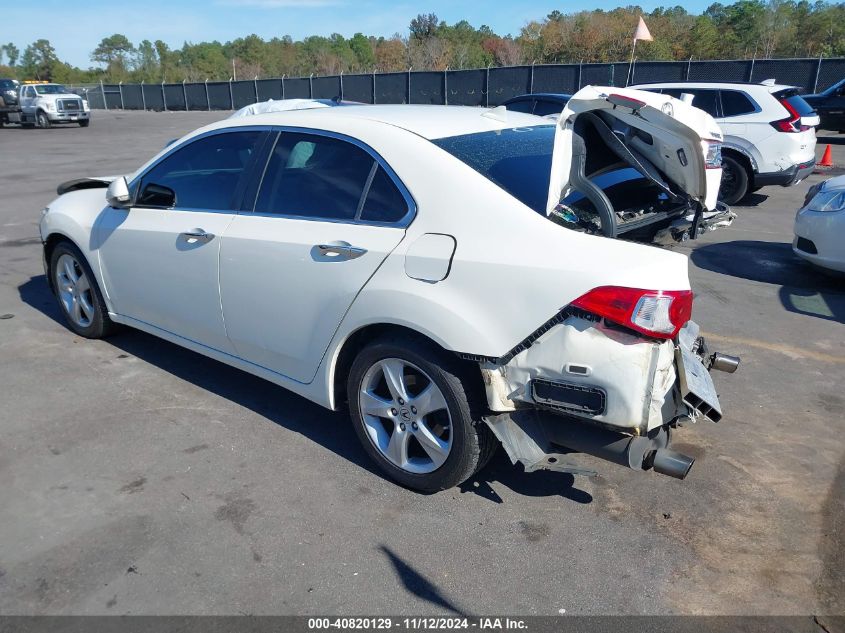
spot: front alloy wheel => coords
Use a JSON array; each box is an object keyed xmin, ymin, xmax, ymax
[
  {"xmin": 49, "ymin": 241, "xmax": 114, "ymax": 338},
  {"xmin": 347, "ymin": 336, "xmax": 496, "ymax": 492}
]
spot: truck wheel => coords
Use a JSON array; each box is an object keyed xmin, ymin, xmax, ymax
[
  {"xmin": 79, "ymin": 119, "xmax": 90, "ymax": 127},
  {"xmin": 36, "ymin": 110, "xmax": 51, "ymax": 129},
  {"xmin": 347, "ymin": 335, "xmax": 495, "ymax": 492},
  {"xmin": 718, "ymin": 155, "xmax": 749, "ymax": 205},
  {"xmin": 49, "ymin": 241, "xmax": 115, "ymax": 339}
]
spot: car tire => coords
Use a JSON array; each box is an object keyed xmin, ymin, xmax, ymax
[
  {"xmin": 719, "ymin": 155, "xmax": 749, "ymax": 205},
  {"xmin": 347, "ymin": 335, "xmax": 495, "ymax": 492},
  {"xmin": 79, "ymin": 119, "xmax": 89, "ymax": 127},
  {"xmin": 36, "ymin": 110, "xmax": 51, "ymax": 129},
  {"xmin": 49, "ymin": 241, "xmax": 115, "ymax": 339}
]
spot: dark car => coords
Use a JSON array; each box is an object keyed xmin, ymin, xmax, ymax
[
  {"xmin": 501, "ymin": 93, "xmax": 572, "ymax": 117},
  {"xmin": 803, "ymin": 78, "xmax": 845, "ymax": 132},
  {"xmin": 0, "ymin": 78, "xmax": 20, "ymax": 106}
]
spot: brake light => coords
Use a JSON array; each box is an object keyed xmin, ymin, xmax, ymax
[
  {"xmin": 770, "ymin": 98, "xmax": 809, "ymax": 133},
  {"xmin": 608, "ymin": 93, "xmax": 646, "ymax": 110},
  {"xmin": 570, "ymin": 286, "xmax": 693, "ymax": 339},
  {"xmin": 704, "ymin": 141, "xmax": 722, "ymax": 169}
]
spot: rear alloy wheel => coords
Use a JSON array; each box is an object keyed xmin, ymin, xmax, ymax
[
  {"xmin": 50, "ymin": 242, "xmax": 114, "ymax": 338},
  {"xmin": 36, "ymin": 110, "xmax": 51, "ymax": 129},
  {"xmin": 347, "ymin": 337, "xmax": 494, "ymax": 492},
  {"xmin": 718, "ymin": 154, "xmax": 749, "ymax": 205}
]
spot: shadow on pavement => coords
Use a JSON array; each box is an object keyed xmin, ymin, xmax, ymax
[
  {"xmin": 690, "ymin": 240, "xmax": 845, "ymax": 323},
  {"xmin": 19, "ymin": 274, "xmax": 596, "ymax": 502},
  {"xmin": 461, "ymin": 450, "xmax": 594, "ymax": 504},
  {"xmin": 379, "ymin": 545, "xmax": 465, "ymax": 615},
  {"xmin": 733, "ymin": 192, "xmax": 769, "ymax": 208}
]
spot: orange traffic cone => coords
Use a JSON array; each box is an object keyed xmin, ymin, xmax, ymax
[{"xmin": 817, "ymin": 144, "xmax": 833, "ymax": 167}]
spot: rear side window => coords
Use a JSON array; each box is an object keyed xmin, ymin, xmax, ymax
[
  {"xmin": 533, "ymin": 99, "xmax": 565, "ymax": 116},
  {"xmin": 255, "ymin": 132, "xmax": 408, "ymax": 223},
  {"xmin": 137, "ymin": 131, "xmax": 262, "ymax": 210},
  {"xmin": 504, "ymin": 99, "xmax": 534, "ymax": 114},
  {"xmin": 720, "ymin": 90, "xmax": 756, "ymax": 117}
]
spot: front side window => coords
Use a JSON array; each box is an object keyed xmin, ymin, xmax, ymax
[
  {"xmin": 255, "ymin": 132, "xmax": 408, "ymax": 223},
  {"xmin": 25, "ymin": 87, "xmax": 35, "ymax": 98},
  {"xmin": 137, "ymin": 130, "xmax": 262, "ymax": 210},
  {"xmin": 662, "ymin": 88, "xmax": 720, "ymax": 118}
]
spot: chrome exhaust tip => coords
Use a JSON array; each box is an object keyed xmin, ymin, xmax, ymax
[
  {"xmin": 710, "ymin": 352, "xmax": 740, "ymax": 373},
  {"xmin": 652, "ymin": 448, "xmax": 695, "ymax": 480}
]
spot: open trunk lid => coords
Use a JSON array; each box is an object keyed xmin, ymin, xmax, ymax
[{"xmin": 547, "ymin": 86, "xmax": 724, "ymax": 230}]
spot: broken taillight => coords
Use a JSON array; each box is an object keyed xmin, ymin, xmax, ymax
[{"xmin": 570, "ymin": 286, "xmax": 693, "ymax": 339}]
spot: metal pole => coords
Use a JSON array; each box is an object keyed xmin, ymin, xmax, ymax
[
  {"xmin": 162, "ymin": 81, "xmax": 167, "ymax": 112},
  {"xmin": 485, "ymin": 64, "xmax": 490, "ymax": 107},
  {"xmin": 254, "ymin": 75, "xmax": 258, "ymax": 104},
  {"xmin": 182, "ymin": 79, "xmax": 187, "ymax": 111},
  {"xmin": 813, "ymin": 54, "xmax": 823, "ymax": 93},
  {"xmin": 444, "ymin": 67, "xmax": 448, "ymax": 105},
  {"xmin": 118, "ymin": 81, "xmax": 125, "ymax": 109},
  {"xmin": 100, "ymin": 80, "xmax": 108, "ymax": 111},
  {"xmin": 372, "ymin": 69, "xmax": 377, "ymax": 104},
  {"xmin": 530, "ymin": 60, "xmax": 536, "ymax": 93},
  {"xmin": 309, "ymin": 73, "xmax": 313, "ymax": 98},
  {"xmin": 228, "ymin": 78, "xmax": 233, "ymax": 110},
  {"xmin": 281, "ymin": 74, "xmax": 286, "ymax": 100},
  {"xmin": 629, "ymin": 58, "xmax": 636, "ymax": 86},
  {"xmin": 578, "ymin": 60, "xmax": 583, "ymax": 90},
  {"xmin": 407, "ymin": 66, "xmax": 412, "ymax": 104},
  {"xmin": 610, "ymin": 64, "xmax": 615, "ymax": 87},
  {"xmin": 339, "ymin": 70, "xmax": 344, "ymax": 101},
  {"xmin": 686, "ymin": 56, "xmax": 692, "ymax": 81},
  {"xmin": 205, "ymin": 79, "xmax": 210, "ymax": 111},
  {"xmin": 747, "ymin": 55, "xmax": 755, "ymax": 82},
  {"xmin": 141, "ymin": 81, "xmax": 146, "ymax": 111}
]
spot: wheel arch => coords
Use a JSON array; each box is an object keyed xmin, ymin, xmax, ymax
[
  {"xmin": 329, "ymin": 322, "xmax": 486, "ymax": 413},
  {"xmin": 721, "ymin": 145, "xmax": 756, "ymax": 177},
  {"xmin": 43, "ymin": 231, "xmax": 76, "ymax": 292}
]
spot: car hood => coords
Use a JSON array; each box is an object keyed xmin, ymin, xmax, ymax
[{"xmin": 547, "ymin": 85, "xmax": 724, "ymax": 215}]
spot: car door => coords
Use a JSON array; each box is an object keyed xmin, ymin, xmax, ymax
[
  {"xmin": 96, "ymin": 128, "xmax": 267, "ymax": 353},
  {"xmin": 20, "ymin": 85, "xmax": 36, "ymax": 114},
  {"xmin": 219, "ymin": 129, "xmax": 412, "ymax": 383}
]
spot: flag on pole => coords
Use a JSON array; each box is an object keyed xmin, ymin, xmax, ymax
[{"xmin": 634, "ymin": 16, "xmax": 653, "ymax": 42}]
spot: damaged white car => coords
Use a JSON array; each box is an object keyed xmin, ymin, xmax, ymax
[{"xmin": 40, "ymin": 86, "xmax": 738, "ymax": 492}]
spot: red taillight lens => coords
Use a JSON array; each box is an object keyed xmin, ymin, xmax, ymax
[
  {"xmin": 770, "ymin": 98, "xmax": 809, "ymax": 133},
  {"xmin": 570, "ymin": 286, "xmax": 693, "ymax": 339}
]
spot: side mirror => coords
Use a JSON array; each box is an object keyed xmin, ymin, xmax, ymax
[{"xmin": 106, "ymin": 177, "xmax": 131, "ymax": 208}]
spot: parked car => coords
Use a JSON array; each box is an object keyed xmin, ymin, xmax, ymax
[
  {"xmin": 18, "ymin": 82, "xmax": 90, "ymax": 128},
  {"xmin": 501, "ymin": 93, "xmax": 572, "ymax": 118},
  {"xmin": 634, "ymin": 81, "xmax": 819, "ymax": 205},
  {"xmin": 40, "ymin": 87, "xmax": 737, "ymax": 492},
  {"xmin": 793, "ymin": 175, "xmax": 845, "ymax": 274},
  {"xmin": 0, "ymin": 78, "xmax": 19, "ymax": 106},
  {"xmin": 802, "ymin": 77, "xmax": 845, "ymax": 132}
]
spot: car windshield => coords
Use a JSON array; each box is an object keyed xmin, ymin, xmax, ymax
[
  {"xmin": 432, "ymin": 126, "xmax": 555, "ymax": 213},
  {"xmin": 35, "ymin": 84, "xmax": 68, "ymax": 94}
]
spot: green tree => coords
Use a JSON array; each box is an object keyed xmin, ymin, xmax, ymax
[
  {"xmin": 92, "ymin": 34, "xmax": 134, "ymax": 67},
  {"xmin": 3, "ymin": 43, "xmax": 20, "ymax": 66},
  {"xmin": 20, "ymin": 39, "xmax": 59, "ymax": 80}
]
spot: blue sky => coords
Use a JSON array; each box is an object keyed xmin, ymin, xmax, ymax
[{"xmin": 3, "ymin": 0, "xmax": 714, "ymax": 68}]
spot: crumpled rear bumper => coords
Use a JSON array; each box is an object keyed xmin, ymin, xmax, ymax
[{"xmin": 479, "ymin": 319, "xmax": 736, "ymax": 479}]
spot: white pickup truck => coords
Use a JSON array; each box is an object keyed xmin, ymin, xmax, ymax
[{"xmin": 18, "ymin": 83, "xmax": 90, "ymax": 128}]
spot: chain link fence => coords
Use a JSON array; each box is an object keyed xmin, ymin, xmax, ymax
[{"xmin": 72, "ymin": 57, "xmax": 844, "ymax": 111}]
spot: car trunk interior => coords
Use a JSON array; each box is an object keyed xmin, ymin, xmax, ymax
[{"xmin": 552, "ymin": 110, "xmax": 696, "ymax": 242}]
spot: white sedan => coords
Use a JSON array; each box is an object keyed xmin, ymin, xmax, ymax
[
  {"xmin": 794, "ymin": 175, "xmax": 845, "ymax": 273},
  {"xmin": 40, "ymin": 87, "xmax": 738, "ymax": 492}
]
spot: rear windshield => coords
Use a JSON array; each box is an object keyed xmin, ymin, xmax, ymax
[
  {"xmin": 774, "ymin": 89, "xmax": 816, "ymax": 116},
  {"xmin": 432, "ymin": 125, "xmax": 554, "ymax": 213}
]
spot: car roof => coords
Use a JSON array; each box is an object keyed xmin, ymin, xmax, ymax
[
  {"xmin": 221, "ymin": 104, "xmax": 550, "ymax": 140},
  {"xmin": 504, "ymin": 93, "xmax": 572, "ymax": 102},
  {"xmin": 633, "ymin": 81, "xmax": 793, "ymax": 94}
]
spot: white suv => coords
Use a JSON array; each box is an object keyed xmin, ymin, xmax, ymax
[{"xmin": 634, "ymin": 81, "xmax": 819, "ymax": 204}]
